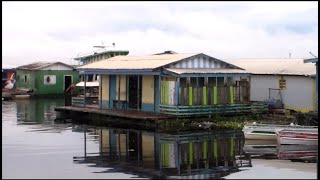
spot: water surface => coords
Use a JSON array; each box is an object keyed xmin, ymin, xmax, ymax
[{"xmin": 2, "ymin": 99, "xmax": 318, "ymax": 179}]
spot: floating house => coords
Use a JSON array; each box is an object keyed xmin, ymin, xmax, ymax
[
  {"xmin": 76, "ymin": 52, "xmax": 267, "ymax": 116},
  {"xmin": 2, "ymin": 68, "xmax": 15, "ymax": 89},
  {"xmin": 226, "ymin": 59, "xmax": 316, "ymax": 112},
  {"xmin": 15, "ymin": 62, "xmax": 79, "ymax": 97}
]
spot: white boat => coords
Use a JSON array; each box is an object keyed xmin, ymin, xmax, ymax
[
  {"xmin": 276, "ymin": 128, "xmax": 318, "ymax": 145},
  {"xmin": 243, "ymin": 122, "xmax": 318, "ymax": 140}
]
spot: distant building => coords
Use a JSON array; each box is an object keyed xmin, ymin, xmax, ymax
[
  {"xmin": 74, "ymin": 50, "xmax": 129, "ymax": 65},
  {"xmin": 226, "ymin": 58, "xmax": 316, "ymax": 112},
  {"xmin": 73, "ymin": 49, "xmax": 129, "ymax": 98},
  {"xmin": 15, "ymin": 62, "xmax": 79, "ymax": 96}
]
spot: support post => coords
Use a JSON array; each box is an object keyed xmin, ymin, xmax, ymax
[
  {"xmin": 316, "ymin": 63, "xmax": 318, "ymax": 111},
  {"xmin": 84, "ymin": 126, "xmax": 87, "ymax": 157},
  {"xmin": 175, "ymin": 77, "xmax": 180, "ymax": 105},
  {"xmin": 137, "ymin": 75, "xmax": 140, "ymax": 110},
  {"xmin": 84, "ymin": 74, "xmax": 86, "ymax": 107},
  {"xmin": 100, "ymin": 74, "xmax": 102, "ymax": 108}
]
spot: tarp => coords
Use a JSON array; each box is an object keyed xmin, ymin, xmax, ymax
[{"xmin": 75, "ymin": 81, "xmax": 99, "ymax": 87}]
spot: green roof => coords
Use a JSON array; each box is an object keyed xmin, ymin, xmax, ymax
[
  {"xmin": 74, "ymin": 50, "xmax": 129, "ymax": 61},
  {"xmin": 304, "ymin": 58, "xmax": 318, "ymax": 63}
]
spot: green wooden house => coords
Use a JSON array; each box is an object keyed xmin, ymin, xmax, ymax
[{"xmin": 15, "ymin": 62, "xmax": 79, "ymax": 97}]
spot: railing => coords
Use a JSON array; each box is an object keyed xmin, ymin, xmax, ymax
[
  {"xmin": 113, "ymin": 100, "xmax": 128, "ymax": 109},
  {"xmin": 161, "ymin": 83, "xmax": 250, "ymax": 106},
  {"xmin": 72, "ymin": 96, "xmax": 99, "ymax": 107},
  {"xmin": 159, "ymin": 103, "xmax": 268, "ymax": 116}
]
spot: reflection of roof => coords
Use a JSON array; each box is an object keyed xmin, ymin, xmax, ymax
[
  {"xmin": 78, "ymin": 53, "xmax": 197, "ymax": 70},
  {"xmin": 17, "ymin": 61, "xmax": 75, "ymax": 70},
  {"xmin": 165, "ymin": 68, "xmax": 249, "ymax": 75},
  {"xmin": 76, "ymin": 81, "xmax": 99, "ymax": 87},
  {"xmin": 224, "ymin": 59, "xmax": 316, "ymax": 76}
]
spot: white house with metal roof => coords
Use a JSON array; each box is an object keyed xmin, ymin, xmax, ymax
[
  {"xmin": 225, "ymin": 58, "xmax": 316, "ymax": 112},
  {"xmin": 77, "ymin": 52, "xmax": 267, "ymax": 116}
]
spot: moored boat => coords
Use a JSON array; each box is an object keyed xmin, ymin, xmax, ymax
[
  {"xmin": 276, "ymin": 128, "xmax": 318, "ymax": 145},
  {"xmin": 243, "ymin": 122, "xmax": 318, "ymax": 140}
]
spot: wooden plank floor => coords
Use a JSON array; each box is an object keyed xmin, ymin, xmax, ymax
[{"xmin": 54, "ymin": 105, "xmax": 174, "ymax": 120}]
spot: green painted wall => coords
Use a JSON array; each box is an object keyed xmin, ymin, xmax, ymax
[
  {"xmin": 15, "ymin": 69, "xmax": 79, "ymax": 95},
  {"xmin": 15, "ymin": 70, "xmax": 36, "ymax": 90}
]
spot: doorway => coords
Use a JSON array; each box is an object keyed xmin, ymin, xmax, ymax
[
  {"xmin": 128, "ymin": 75, "xmax": 142, "ymax": 109},
  {"xmin": 64, "ymin": 75, "xmax": 72, "ymax": 92}
]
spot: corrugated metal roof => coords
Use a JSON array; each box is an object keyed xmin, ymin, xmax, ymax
[
  {"xmin": 165, "ymin": 68, "xmax": 248, "ymax": 75},
  {"xmin": 224, "ymin": 58, "xmax": 316, "ymax": 76},
  {"xmin": 78, "ymin": 53, "xmax": 197, "ymax": 70},
  {"xmin": 16, "ymin": 61, "xmax": 75, "ymax": 70}
]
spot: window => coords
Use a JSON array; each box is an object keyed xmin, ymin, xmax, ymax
[
  {"xmin": 279, "ymin": 79, "xmax": 286, "ymax": 89},
  {"xmin": 24, "ymin": 74, "xmax": 28, "ymax": 83},
  {"xmin": 44, "ymin": 75, "xmax": 56, "ymax": 85}
]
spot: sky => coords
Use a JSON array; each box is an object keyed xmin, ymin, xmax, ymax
[{"xmin": 2, "ymin": 1, "xmax": 318, "ymax": 68}]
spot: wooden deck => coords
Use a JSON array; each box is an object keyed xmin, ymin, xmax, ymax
[{"xmin": 54, "ymin": 105, "xmax": 174, "ymax": 121}]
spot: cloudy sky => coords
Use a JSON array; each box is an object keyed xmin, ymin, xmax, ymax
[{"xmin": 2, "ymin": 1, "xmax": 318, "ymax": 67}]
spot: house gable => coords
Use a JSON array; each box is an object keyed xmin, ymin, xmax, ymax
[
  {"xmin": 40, "ymin": 63, "xmax": 74, "ymax": 71},
  {"xmin": 163, "ymin": 53, "xmax": 243, "ymax": 70}
]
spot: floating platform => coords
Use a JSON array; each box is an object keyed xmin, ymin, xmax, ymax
[{"xmin": 54, "ymin": 105, "xmax": 174, "ymax": 121}]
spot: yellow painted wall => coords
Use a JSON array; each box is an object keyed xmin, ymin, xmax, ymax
[
  {"xmin": 142, "ymin": 133, "xmax": 154, "ymax": 165},
  {"xmin": 115, "ymin": 75, "xmax": 126, "ymax": 100},
  {"xmin": 142, "ymin": 75, "xmax": 154, "ymax": 104},
  {"xmin": 101, "ymin": 129, "xmax": 109, "ymax": 153},
  {"xmin": 101, "ymin": 75, "xmax": 109, "ymax": 101}
]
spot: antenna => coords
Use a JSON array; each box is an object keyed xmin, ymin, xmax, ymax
[
  {"xmin": 309, "ymin": 52, "xmax": 318, "ymax": 58},
  {"xmin": 93, "ymin": 41, "xmax": 115, "ymax": 49},
  {"xmin": 93, "ymin": 41, "xmax": 106, "ymax": 49}
]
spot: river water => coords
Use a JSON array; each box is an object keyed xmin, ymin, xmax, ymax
[{"xmin": 2, "ymin": 98, "xmax": 318, "ymax": 179}]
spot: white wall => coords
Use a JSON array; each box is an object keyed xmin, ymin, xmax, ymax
[
  {"xmin": 41, "ymin": 64, "xmax": 73, "ymax": 70},
  {"xmin": 250, "ymin": 75, "xmax": 315, "ymax": 112}
]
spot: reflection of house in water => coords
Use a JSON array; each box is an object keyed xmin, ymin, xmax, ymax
[
  {"xmin": 73, "ymin": 127, "xmax": 251, "ymax": 179},
  {"xmin": 16, "ymin": 99, "xmax": 64, "ymax": 126}
]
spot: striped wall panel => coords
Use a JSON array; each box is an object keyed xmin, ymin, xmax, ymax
[{"xmin": 168, "ymin": 54, "xmax": 233, "ymax": 69}]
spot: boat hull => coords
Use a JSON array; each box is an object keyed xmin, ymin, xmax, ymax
[
  {"xmin": 278, "ymin": 145, "xmax": 318, "ymax": 160},
  {"xmin": 244, "ymin": 132, "xmax": 276, "ymax": 140},
  {"xmin": 243, "ymin": 123, "xmax": 318, "ymax": 141},
  {"xmin": 277, "ymin": 129, "xmax": 318, "ymax": 145}
]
